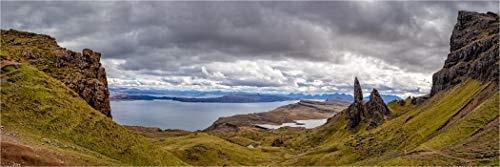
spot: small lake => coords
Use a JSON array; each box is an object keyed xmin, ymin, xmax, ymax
[
  {"xmin": 256, "ymin": 119, "xmax": 328, "ymax": 129},
  {"xmin": 111, "ymin": 100, "xmax": 298, "ymax": 131}
]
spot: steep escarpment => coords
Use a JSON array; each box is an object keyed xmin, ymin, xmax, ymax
[
  {"xmin": 1, "ymin": 29, "xmax": 111, "ymax": 117},
  {"xmin": 431, "ymin": 11, "xmax": 499, "ymax": 96}
]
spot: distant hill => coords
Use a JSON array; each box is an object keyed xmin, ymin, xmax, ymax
[
  {"xmin": 206, "ymin": 100, "xmax": 349, "ymax": 132},
  {"xmin": 110, "ymin": 88, "xmax": 401, "ymax": 103},
  {"xmin": 172, "ymin": 94, "xmax": 293, "ymax": 103}
]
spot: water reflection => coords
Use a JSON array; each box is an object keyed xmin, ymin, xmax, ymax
[{"xmin": 256, "ymin": 119, "xmax": 327, "ymax": 129}]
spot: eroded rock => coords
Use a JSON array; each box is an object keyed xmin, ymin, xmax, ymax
[
  {"xmin": 431, "ymin": 11, "xmax": 499, "ymax": 96},
  {"xmin": 1, "ymin": 29, "xmax": 111, "ymax": 117},
  {"xmin": 346, "ymin": 79, "xmax": 390, "ymax": 129},
  {"xmin": 365, "ymin": 89, "xmax": 390, "ymax": 129},
  {"xmin": 346, "ymin": 77, "xmax": 365, "ymax": 129}
]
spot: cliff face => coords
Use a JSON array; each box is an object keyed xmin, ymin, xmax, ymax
[
  {"xmin": 431, "ymin": 11, "xmax": 499, "ymax": 96},
  {"xmin": 0, "ymin": 29, "xmax": 111, "ymax": 117}
]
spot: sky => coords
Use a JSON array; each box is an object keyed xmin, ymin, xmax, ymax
[{"xmin": 1, "ymin": 1, "xmax": 498, "ymax": 98}]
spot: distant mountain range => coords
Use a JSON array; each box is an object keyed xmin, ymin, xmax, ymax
[{"xmin": 109, "ymin": 87, "xmax": 401, "ymax": 103}]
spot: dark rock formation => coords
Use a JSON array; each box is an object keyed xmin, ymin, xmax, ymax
[
  {"xmin": 346, "ymin": 79, "xmax": 390, "ymax": 129},
  {"xmin": 354, "ymin": 77, "xmax": 363, "ymax": 102},
  {"xmin": 431, "ymin": 11, "xmax": 499, "ymax": 96},
  {"xmin": 365, "ymin": 89, "xmax": 390, "ymax": 129},
  {"xmin": 60, "ymin": 49, "xmax": 111, "ymax": 117},
  {"xmin": 1, "ymin": 29, "xmax": 111, "ymax": 117},
  {"xmin": 346, "ymin": 101, "xmax": 364, "ymax": 129},
  {"xmin": 346, "ymin": 77, "xmax": 365, "ymax": 129}
]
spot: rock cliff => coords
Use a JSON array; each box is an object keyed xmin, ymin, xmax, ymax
[
  {"xmin": 431, "ymin": 11, "xmax": 499, "ymax": 96},
  {"xmin": 0, "ymin": 29, "xmax": 111, "ymax": 117}
]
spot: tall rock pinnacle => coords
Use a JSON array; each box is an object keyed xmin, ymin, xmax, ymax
[
  {"xmin": 346, "ymin": 77, "xmax": 365, "ymax": 129},
  {"xmin": 354, "ymin": 77, "xmax": 363, "ymax": 102}
]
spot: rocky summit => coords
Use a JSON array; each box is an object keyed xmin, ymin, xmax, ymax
[
  {"xmin": 431, "ymin": 11, "xmax": 499, "ymax": 96},
  {"xmin": 0, "ymin": 29, "xmax": 111, "ymax": 117},
  {"xmin": 346, "ymin": 78, "xmax": 390, "ymax": 129}
]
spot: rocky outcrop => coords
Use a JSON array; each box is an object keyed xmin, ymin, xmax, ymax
[
  {"xmin": 59, "ymin": 49, "xmax": 111, "ymax": 117},
  {"xmin": 346, "ymin": 78, "xmax": 390, "ymax": 129},
  {"xmin": 365, "ymin": 89, "xmax": 390, "ymax": 129},
  {"xmin": 431, "ymin": 11, "xmax": 499, "ymax": 96},
  {"xmin": 353, "ymin": 78, "xmax": 363, "ymax": 102},
  {"xmin": 0, "ymin": 29, "xmax": 111, "ymax": 117},
  {"xmin": 346, "ymin": 77, "xmax": 365, "ymax": 129}
]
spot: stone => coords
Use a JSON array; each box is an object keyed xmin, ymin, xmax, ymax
[
  {"xmin": 353, "ymin": 77, "xmax": 363, "ymax": 102},
  {"xmin": 346, "ymin": 77, "xmax": 365, "ymax": 129},
  {"xmin": 365, "ymin": 89, "xmax": 390, "ymax": 129},
  {"xmin": 42, "ymin": 138, "xmax": 51, "ymax": 144},
  {"xmin": 346, "ymin": 80, "xmax": 391, "ymax": 129},
  {"xmin": 0, "ymin": 29, "xmax": 112, "ymax": 117},
  {"xmin": 431, "ymin": 11, "xmax": 499, "ymax": 96},
  {"xmin": 346, "ymin": 101, "xmax": 364, "ymax": 129}
]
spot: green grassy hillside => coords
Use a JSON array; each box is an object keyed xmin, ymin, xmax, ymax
[
  {"xmin": 3, "ymin": 63, "xmax": 496, "ymax": 166},
  {"xmin": 283, "ymin": 80, "xmax": 498, "ymax": 166},
  {"xmin": 0, "ymin": 62, "xmax": 288, "ymax": 166},
  {"xmin": 1, "ymin": 20, "xmax": 498, "ymax": 166},
  {"xmin": 158, "ymin": 132, "xmax": 285, "ymax": 166},
  {"xmin": 1, "ymin": 30, "xmax": 78, "ymax": 80},
  {"xmin": 1, "ymin": 63, "xmax": 186, "ymax": 165}
]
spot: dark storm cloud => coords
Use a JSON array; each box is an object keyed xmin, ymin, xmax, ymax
[{"xmin": 1, "ymin": 1, "xmax": 498, "ymax": 96}]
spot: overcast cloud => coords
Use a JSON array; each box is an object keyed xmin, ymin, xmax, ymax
[{"xmin": 1, "ymin": 1, "xmax": 498, "ymax": 97}]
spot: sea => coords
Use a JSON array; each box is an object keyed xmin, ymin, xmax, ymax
[{"xmin": 111, "ymin": 100, "xmax": 298, "ymax": 131}]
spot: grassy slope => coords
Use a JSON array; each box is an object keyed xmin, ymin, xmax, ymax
[
  {"xmin": 1, "ymin": 64, "xmax": 186, "ymax": 165},
  {"xmin": 284, "ymin": 80, "xmax": 498, "ymax": 166},
  {"xmin": 378, "ymin": 94, "xmax": 499, "ymax": 165},
  {"xmin": 417, "ymin": 94, "xmax": 499, "ymax": 151},
  {"xmin": 387, "ymin": 97, "xmax": 415, "ymax": 117},
  {"xmin": 0, "ymin": 30, "xmax": 79, "ymax": 82},
  {"xmin": 158, "ymin": 132, "xmax": 285, "ymax": 166},
  {"xmin": 0, "ymin": 29, "xmax": 286, "ymax": 166}
]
